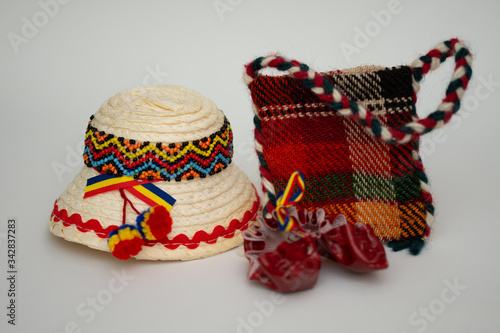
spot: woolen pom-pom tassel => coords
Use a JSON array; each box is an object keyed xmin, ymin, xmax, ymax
[
  {"xmin": 107, "ymin": 225, "xmax": 144, "ymax": 260},
  {"xmin": 136, "ymin": 205, "xmax": 172, "ymax": 241}
]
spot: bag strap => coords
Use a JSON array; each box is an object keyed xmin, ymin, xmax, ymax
[{"xmin": 244, "ymin": 38, "xmax": 472, "ymax": 144}]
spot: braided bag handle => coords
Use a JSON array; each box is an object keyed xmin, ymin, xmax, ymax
[{"xmin": 244, "ymin": 38, "xmax": 473, "ymax": 144}]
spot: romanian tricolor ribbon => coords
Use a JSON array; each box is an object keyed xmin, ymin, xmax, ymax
[
  {"xmin": 84, "ymin": 174, "xmax": 176, "ymax": 211},
  {"xmin": 275, "ymin": 171, "xmax": 306, "ymax": 234}
]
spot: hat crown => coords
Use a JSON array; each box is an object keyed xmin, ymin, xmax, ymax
[
  {"xmin": 92, "ymin": 85, "xmax": 224, "ymax": 143},
  {"xmin": 83, "ymin": 85, "xmax": 233, "ymax": 181}
]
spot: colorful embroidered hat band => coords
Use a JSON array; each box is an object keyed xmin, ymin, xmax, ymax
[
  {"xmin": 84, "ymin": 115, "xmax": 233, "ymax": 181},
  {"xmin": 49, "ymin": 85, "xmax": 259, "ymax": 260}
]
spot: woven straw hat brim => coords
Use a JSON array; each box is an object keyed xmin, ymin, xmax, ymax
[{"xmin": 50, "ymin": 163, "xmax": 258, "ymax": 260}]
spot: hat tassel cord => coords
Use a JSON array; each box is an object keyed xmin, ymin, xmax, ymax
[{"xmin": 106, "ymin": 190, "xmax": 173, "ymax": 260}]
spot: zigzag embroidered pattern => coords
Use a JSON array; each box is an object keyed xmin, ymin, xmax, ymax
[
  {"xmin": 83, "ymin": 116, "xmax": 233, "ymax": 181},
  {"xmin": 50, "ymin": 198, "xmax": 260, "ymax": 250}
]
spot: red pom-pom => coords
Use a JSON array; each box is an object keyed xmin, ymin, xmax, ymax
[
  {"xmin": 108, "ymin": 225, "xmax": 144, "ymax": 260},
  {"xmin": 136, "ymin": 205, "xmax": 172, "ymax": 241}
]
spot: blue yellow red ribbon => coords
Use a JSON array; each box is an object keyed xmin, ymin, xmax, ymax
[
  {"xmin": 275, "ymin": 171, "xmax": 306, "ymax": 233},
  {"xmin": 84, "ymin": 174, "xmax": 176, "ymax": 211}
]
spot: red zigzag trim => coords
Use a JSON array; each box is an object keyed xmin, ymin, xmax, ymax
[{"xmin": 51, "ymin": 194, "xmax": 260, "ymax": 250}]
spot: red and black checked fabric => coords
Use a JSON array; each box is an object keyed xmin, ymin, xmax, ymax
[{"xmin": 249, "ymin": 66, "xmax": 430, "ymax": 242}]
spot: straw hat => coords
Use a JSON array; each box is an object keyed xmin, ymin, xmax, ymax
[{"xmin": 49, "ymin": 85, "xmax": 259, "ymax": 260}]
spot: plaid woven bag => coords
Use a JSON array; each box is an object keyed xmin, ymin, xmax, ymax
[{"xmin": 244, "ymin": 39, "xmax": 472, "ymax": 254}]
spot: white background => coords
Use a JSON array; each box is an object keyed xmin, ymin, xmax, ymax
[{"xmin": 1, "ymin": 0, "xmax": 499, "ymax": 332}]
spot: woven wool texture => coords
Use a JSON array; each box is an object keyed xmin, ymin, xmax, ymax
[
  {"xmin": 244, "ymin": 39, "xmax": 472, "ymax": 254},
  {"xmin": 249, "ymin": 66, "xmax": 427, "ymax": 241}
]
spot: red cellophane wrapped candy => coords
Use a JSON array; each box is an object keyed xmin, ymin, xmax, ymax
[
  {"xmin": 243, "ymin": 212, "xmax": 321, "ymax": 293},
  {"xmin": 314, "ymin": 214, "xmax": 389, "ymax": 273},
  {"xmin": 289, "ymin": 207, "xmax": 388, "ymax": 273},
  {"xmin": 258, "ymin": 237, "xmax": 321, "ymax": 293},
  {"xmin": 243, "ymin": 207, "xmax": 388, "ymax": 293}
]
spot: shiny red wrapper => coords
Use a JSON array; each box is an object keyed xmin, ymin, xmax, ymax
[{"xmin": 243, "ymin": 208, "xmax": 388, "ymax": 293}]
